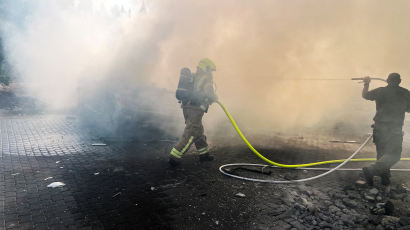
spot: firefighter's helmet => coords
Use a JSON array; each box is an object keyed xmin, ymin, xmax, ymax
[{"xmin": 198, "ymin": 58, "xmax": 216, "ymax": 72}]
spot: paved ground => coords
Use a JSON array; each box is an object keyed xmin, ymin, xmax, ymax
[
  {"xmin": 0, "ymin": 115, "xmax": 253, "ymax": 230},
  {"xmin": 1, "ymin": 115, "xmax": 410, "ymax": 229},
  {"xmin": 0, "ymin": 116, "xmax": 105, "ymax": 229}
]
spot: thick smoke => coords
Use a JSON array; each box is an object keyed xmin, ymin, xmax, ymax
[{"xmin": 2, "ymin": 0, "xmax": 410, "ymax": 139}]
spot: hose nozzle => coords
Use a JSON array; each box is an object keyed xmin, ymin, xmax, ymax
[{"xmin": 352, "ymin": 77, "xmax": 387, "ymax": 83}]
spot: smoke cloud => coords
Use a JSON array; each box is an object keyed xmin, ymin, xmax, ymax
[{"xmin": 2, "ymin": 0, "xmax": 410, "ymax": 139}]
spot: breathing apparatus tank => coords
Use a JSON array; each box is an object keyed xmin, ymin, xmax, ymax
[{"xmin": 176, "ymin": 68, "xmax": 194, "ymax": 103}]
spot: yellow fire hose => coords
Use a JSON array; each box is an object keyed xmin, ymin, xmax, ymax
[{"xmin": 216, "ymin": 101, "xmax": 410, "ymax": 183}]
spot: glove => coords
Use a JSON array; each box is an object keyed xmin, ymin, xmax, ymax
[
  {"xmin": 363, "ymin": 76, "xmax": 371, "ymax": 85},
  {"xmin": 208, "ymin": 94, "xmax": 218, "ymax": 103}
]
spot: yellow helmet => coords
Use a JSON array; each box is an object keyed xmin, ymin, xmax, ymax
[{"xmin": 197, "ymin": 58, "xmax": 216, "ymax": 72}]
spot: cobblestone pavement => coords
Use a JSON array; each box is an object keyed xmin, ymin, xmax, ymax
[
  {"xmin": 2, "ymin": 115, "xmax": 410, "ymax": 229},
  {"xmin": 0, "ymin": 115, "xmax": 250, "ymax": 230},
  {"xmin": 0, "ymin": 116, "xmax": 106, "ymax": 229}
]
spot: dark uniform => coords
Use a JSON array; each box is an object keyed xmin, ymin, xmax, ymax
[
  {"xmin": 169, "ymin": 61, "xmax": 217, "ymax": 164},
  {"xmin": 362, "ymin": 74, "xmax": 410, "ymax": 185}
]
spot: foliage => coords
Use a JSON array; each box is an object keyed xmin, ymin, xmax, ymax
[
  {"xmin": 0, "ymin": 37, "xmax": 10, "ymax": 86},
  {"xmin": 0, "ymin": 63, "xmax": 10, "ymax": 86}
]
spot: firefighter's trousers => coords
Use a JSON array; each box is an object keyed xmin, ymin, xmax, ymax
[
  {"xmin": 369, "ymin": 123, "xmax": 403, "ymax": 177},
  {"xmin": 170, "ymin": 106, "xmax": 209, "ymax": 159}
]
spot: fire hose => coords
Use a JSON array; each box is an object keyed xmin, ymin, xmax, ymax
[{"xmin": 217, "ymin": 78, "xmax": 410, "ymax": 183}]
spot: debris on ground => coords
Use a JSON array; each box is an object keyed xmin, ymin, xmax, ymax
[
  {"xmin": 381, "ymin": 215, "xmax": 400, "ymax": 229},
  {"xmin": 369, "ymin": 188, "xmax": 379, "ymax": 195},
  {"xmin": 365, "ymin": 194, "xmax": 376, "ymax": 201},
  {"xmin": 371, "ymin": 203, "xmax": 388, "ymax": 215},
  {"xmin": 235, "ymin": 192, "xmax": 246, "ymax": 198},
  {"xmin": 355, "ymin": 180, "xmax": 366, "ymax": 186},
  {"xmin": 47, "ymin": 182, "xmax": 66, "ymax": 188},
  {"xmin": 92, "ymin": 143, "xmax": 107, "ymax": 146},
  {"xmin": 158, "ymin": 179, "xmax": 186, "ymax": 189},
  {"xmin": 112, "ymin": 192, "xmax": 121, "ymax": 198},
  {"xmin": 0, "ymin": 89, "xmax": 44, "ymax": 114},
  {"xmin": 2, "ymin": 110, "xmax": 410, "ymax": 229}
]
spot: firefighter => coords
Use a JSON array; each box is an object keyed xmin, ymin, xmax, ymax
[
  {"xmin": 169, "ymin": 58, "xmax": 218, "ymax": 166},
  {"xmin": 362, "ymin": 73, "xmax": 410, "ymax": 186}
]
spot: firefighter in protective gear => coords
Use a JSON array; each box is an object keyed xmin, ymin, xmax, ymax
[
  {"xmin": 361, "ymin": 73, "xmax": 410, "ymax": 186},
  {"xmin": 169, "ymin": 58, "xmax": 218, "ymax": 166}
]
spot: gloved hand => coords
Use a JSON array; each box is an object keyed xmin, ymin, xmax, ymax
[
  {"xmin": 213, "ymin": 94, "xmax": 219, "ymax": 103},
  {"xmin": 363, "ymin": 76, "xmax": 371, "ymax": 85},
  {"xmin": 208, "ymin": 94, "xmax": 218, "ymax": 103}
]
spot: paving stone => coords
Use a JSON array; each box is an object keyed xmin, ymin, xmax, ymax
[
  {"xmin": 1, "ymin": 114, "xmax": 410, "ymax": 229},
  {"xmin": 274, "ymin": 220, "xmax": 291, "ymax": 229},
  {"xmin": 342, "ymin": 198, "xmax": 358, "ymax": 208},
  {"xmin": 0, "ymin": 116, "xmax": 105, "ymax": 229},
  {"xmin": 289, "ymin": 220, "xmax": 305, "ymax": 230}
]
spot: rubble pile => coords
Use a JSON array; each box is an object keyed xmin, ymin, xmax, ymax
[
  {"xmin": 258, "ymin": 182, "xmax": 410, "ymax": 229},
  {"xmin": 0, "ymin": 89, "xmax": 43, "ymax": 114}
]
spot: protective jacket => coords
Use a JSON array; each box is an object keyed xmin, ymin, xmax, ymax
[
  {"xmin": 363, "ymin": 84, "xmax": 410, "ymax": 177},
  {"xmin": 184, "ymin": 72, "xmax": 217, "ymax": 112},
  {"xmin": 170, "ymin": 71, "xmax": 217, "ymax": 160},
  {"xmin": 363, "ymin": 85, "xmax": 410, "ymax": 126}
]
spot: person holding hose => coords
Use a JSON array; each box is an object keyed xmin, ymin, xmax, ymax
[
  {"xmin": 169, "ymin": 58, "xmax": 218, "ymax": 167},
  {"xmin": 362, "ymin": 73, "xmax": 410, "ymax": 186}
]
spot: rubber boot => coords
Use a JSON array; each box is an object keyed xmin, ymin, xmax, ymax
[
  {"xmin": 380, "ymin": 169, "xmax": 391, "ymax": 186},
  {"xmin": 199, "ymin": 153, "xmax": 214, "ymax": 162},
  {"xmin": 384, "ymin": 200, "xmax": 394, "ymax": 215},
  {"xmin": 168, "ymin": 157, "xmax": 181, "ymax": 167},
  {"xmin": 362, "ymin": 167, "xmax": 374, "ymax": 186}
]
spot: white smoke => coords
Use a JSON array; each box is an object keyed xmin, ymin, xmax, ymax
[
  {"xmin": 2, "ymin": 0, "xmax": 151, "ymax": 109},
  {"xmin": 2, "ymin": 0, "xmax": 410, "ymax": 138}
]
